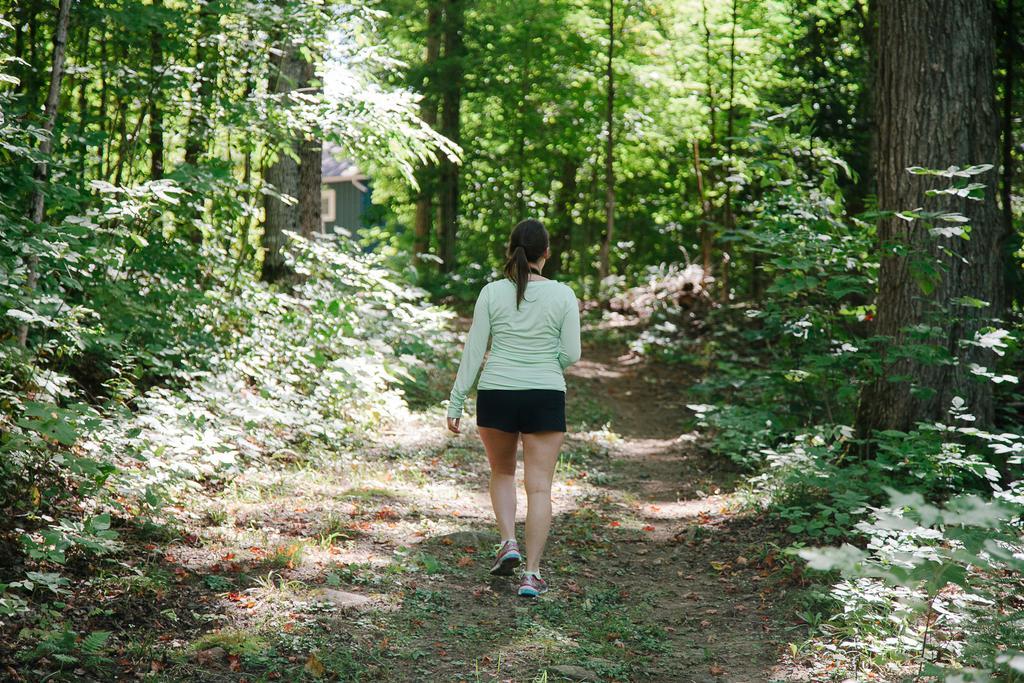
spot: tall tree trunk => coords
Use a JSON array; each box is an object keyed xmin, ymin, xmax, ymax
[
  {"xmin": 297, "ymin": 60, "xmax": 322, "ymax": 238},
  {"xmin": 692, "ymin": 140, "xmax": 713, "ymax": 282},
  {"xmin": 720, "ymin": 0, "xmax": 738, "ymax": 302},
  {"xmin": 25, "ymin": 0, "xmax": 41, "ymax": 109},
  {"xmin": 260, "ymin": 41, "xmax": 304, "ymax": 283},
  {"xmin": 855, "ymin": 0, "xmax": 1004, "ymax": 435},
  {"xmin": 76, "ymin": 15, "xmax": 90, "ymax": 178},
  {"xmin": 1001, "ymin": 0, "xmax": 1020, "ymax": 306},
  {"xmin": 698, "ymin": 0, "xmax": 718, "ymax": 285},
  {"xmin": 552, "ymin": 157, "xmax": 579, "ymax": 276},
  {"xmin": 18, "ymin": 0, "xmax": 72, "ymax": 347},
  {"xmin": 515, "ymin": 50, "xmax": 529, "ymax": 220},
  {"xmin": 184, "ymin": 1, "xmax": 218, "ymax": 168},
  {"xmin": 182, "ymin": 1, "xmax": 220, "ymax": 243},
  {"xmin": 598, "ymin": 0, "xmax": 616, "ymax": 279},
  {"xmin": 437, "ymin": 0, "xmax": 464, "ymax": 273},
  {"xmin": 13, "ymin": 2, "xmax": 25, "ymax": 89},
  {"xmin": 149, "ymin": 0, "xmax": 164, "ymax": 179},
  {"xmin": 97, "ymin": 26, "xmax": 108, "ymax": 177},
  {"xmin": 701, "ymin": 0, "xmax": 718, "ymax": 150},
  {"xmin": 413, "ymin": 1, "xmax": 442, "ymax": 264}
]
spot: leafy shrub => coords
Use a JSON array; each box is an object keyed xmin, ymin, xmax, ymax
[{"xmin": 800, "ymin": 488, "xmax": 1024, "ymax": 679}]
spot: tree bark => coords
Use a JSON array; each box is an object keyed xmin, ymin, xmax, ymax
[
  {"xmin": 701, "ymin": 0, "xmax": 718, "ymax": 150},
  {"xmin": 25, "ymin": 0, "xmax": 42, "ymax": 109},
  {"xmin": 437, "ymin": 0, "xmax": 464, "ymax": 273},
  {"xmin": 413, "ymin": 1, "xmax": 442, "ymax": 264},
  {"xmin": 260, "ymin": 41, "xmax": 304, "ymax": 283},
  {"xmin": 856, "ymin": 0, "xmax": 1004, "ymax": 435},
  {"xmin": 598, "ymin": 0, "xmax": 615, "ymax": 279},
  {"xmin": 149, "ymin": 0, "xmax": 164, "ymax": 179},
  {"xmin": 697, "ymin": 0, "xmax": 718, "ymax": 287},
  {"xmin": 18, "ymin": 0, "xmax": 72, "ymax": 347},
  {"xmin": 297, "ymin": 60, "xmax": 322, "ymax": 238},
  {"xmin": 692, "ymin": 140, "xmax": 712, "ymax": 282},
  {"xmin": 1001, "ymin": 0, "xmax": 1018, "ymax": 306},
  {"xmin": 184, "ymin": 1, "xmax": 218, "ymax": 168},
  {"xmin": 76, "ymin": 15, "xmax": 90, "ymax": 177},
  {"xmin": 97, "ymin": 24, "xmax": 108, "ymax": 177},
  {"xmin": 552, "ymin": 157, "xmax": 579, "ymax": 276},
  {"xmin": 720, "ymin": 0, "xmax": 738, "ymax": 302}
]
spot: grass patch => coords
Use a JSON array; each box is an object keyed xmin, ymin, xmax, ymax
[{"xmin": 191, "ymin": 630, "xmax": 271, "ymax": 656}]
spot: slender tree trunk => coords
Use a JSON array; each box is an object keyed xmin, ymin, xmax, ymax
[
  {"xmin": 515, "ymin": 52, "xmax": 529, "ymax": 220},
  {"xmin": 720, "ymin": 0, "xmax": 738, "ymax": 302},
  {"xmin": 25, "ymin": 0, "xmax": 41, "ymax": 109},
  {"xmin": 13, "ymin": 2, "xmax": 25, "ymax": 90},
  {"xmin": 76, "ymin": 15, "xmax": 90, "ymax": 177},
  {"xmin": 184, "ymin": 1, "xmax": 218, "ymax": 168},
  {"xmin": 552, "ymin": 157, "xmax": 579, "ymax": 276},
  {"xmin": 97, "ymin": 27, "xmax": 108, "ymax": 177},
  {"xmin": 109, "ymin": 99, "xmax": 129, "ymax": 184},
  {"xmin": 260, "ymin": 41, "xmax": 304, "ymax": 283},
  {"xmin": 698, "ymin": 0, "xmax": 718, "ymax": 286},
  {"xmin": 701, "ymin": 0, "xmax": 718, "ymax": 150},
  {"xmin": 1002, "ymin": 0, "xmax": 1015, "ymax": 230},
  {"xmin": 18, "ymin": 0, "xmax": 72, "ymax": 347},
  {"xmin": 149, "ymin": 0, "xmax": 164, "ymax": 179},
  {"xmin": 297, "ymin": 60, "xmax": 322, "ymax": 238},
  {"xmin": 855, "ymin": 0, "xmax": 1004, "ymax": 435},
  {"xmin": 437, "ymin": 0, "xmax": 465, "ymax": 273},
  {"xmin": 413, "ymin": 1, "xmax": 442, "ymax": 264},
  {"xmin": 1001, "ymin": 0, "xmax": 1019, "ymax": 306},
  {"xmin": 598, "ymin": 0, "xmax": 615, "ymax": 279},
  {"xmin": 692, "ymin": 140, "xmax": 713, "ymax": 282}
]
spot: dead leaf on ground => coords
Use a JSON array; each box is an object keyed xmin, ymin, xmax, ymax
[{"xmin": 304, "ymin": 653, "xmax": 325, "ymax": 678}]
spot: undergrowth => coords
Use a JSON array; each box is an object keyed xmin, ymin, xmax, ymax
[{"xmin": 616, "ymin": 115, "xmax": 1024, "ymax": 681}]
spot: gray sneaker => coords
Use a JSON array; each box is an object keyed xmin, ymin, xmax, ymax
[
  {"xmin": 489, "ymin": 540, "xmax": 522, "ymax": 576},
  {"xmin": 518, "ymin": 573, "xmax": 548, "ymax": 597}
]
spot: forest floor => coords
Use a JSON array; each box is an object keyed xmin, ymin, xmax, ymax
[{"xmin": 16, "ymin": 336, "xmax": 828, "ymax": 682}]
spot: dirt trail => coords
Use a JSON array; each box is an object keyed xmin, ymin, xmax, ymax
[
  {"xmin": 97, "ymin": 340, "xmax": 805, "ymax": 683},
  {"xmin": 560, "ymin": 345, "xmax": 795, "ymax": 682}
]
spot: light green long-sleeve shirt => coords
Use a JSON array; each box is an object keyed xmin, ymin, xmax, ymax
[{"xmin": 447, "ymin": 279, "xmax": 582, "ymax": 419}]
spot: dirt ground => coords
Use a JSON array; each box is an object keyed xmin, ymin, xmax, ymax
[{"xmin": 9, "ymin": 338, "xmax": 822, "ymax": 682}]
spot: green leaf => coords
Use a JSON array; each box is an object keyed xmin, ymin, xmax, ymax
[{"xmin": 80, "ymin": 631, "xmax": 110, "ymax": 654}]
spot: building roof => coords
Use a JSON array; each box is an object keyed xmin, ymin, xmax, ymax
[{"xmin": 322, "ymin": 143, "xmax": 367, "ymax": 183}]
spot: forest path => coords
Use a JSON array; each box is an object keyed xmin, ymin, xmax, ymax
[{"xmin": 142, "ymin": 339, "xmax": 802, "ymax": 682}]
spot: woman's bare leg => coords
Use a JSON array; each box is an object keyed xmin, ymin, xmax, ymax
[
  {"xmin": 478, "ymin": 427, "xmax": 520, "ymax": 541},
  {"xmin": 521, "ymin": 431, "xmax": 565, "ymax": 573}
]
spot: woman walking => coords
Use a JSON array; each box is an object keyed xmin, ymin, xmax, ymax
[{"xmin": 446, "ymin": 219, "xmax": 582, "ymax": 597}]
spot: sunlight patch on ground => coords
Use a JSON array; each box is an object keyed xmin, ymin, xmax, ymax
[
  {"xmin": 637, "ymin": 499, "xmax": 719, "ymax": 520},
  {"xmin": 567, "ymin": 358, "xmax": 628, "ymax": 380}
]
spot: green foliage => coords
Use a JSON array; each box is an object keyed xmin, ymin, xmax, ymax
[
  {"xmin": 0, "ymin": 6, "xmax": 458, "ymax": 676},
  {"xmin": 800, "ymin": 489, "xmax": 1024, "ymax": 678},
  {"xmin": 373, "ymin": 0, "xmax": 807, "ymax": 293},
  {"xmin": 626, "ymin": 139, "xmax": 1023, "ymax": 676}
]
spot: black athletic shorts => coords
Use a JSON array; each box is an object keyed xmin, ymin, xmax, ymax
[{"xmin": 476, "ymin": 389, "xmax": 567, "ymax": 433}]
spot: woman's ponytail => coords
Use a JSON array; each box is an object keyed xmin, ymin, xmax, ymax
[{"xmin": 503, "ymin": 219, "xmax": 549, "ymax": 310}]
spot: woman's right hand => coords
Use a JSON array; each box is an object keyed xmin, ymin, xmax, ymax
[{"xmin": 447, "ymin": 417, "xmax": 461, "ymax": 434}]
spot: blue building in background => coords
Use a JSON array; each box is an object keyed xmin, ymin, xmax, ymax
[{"xmin": 321, "ymin": 144, "xmax": 372, "ymax": 236}]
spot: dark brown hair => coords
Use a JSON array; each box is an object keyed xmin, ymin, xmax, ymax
[{"xmin": 503, "ymin": 219, "xmax": 549, "ymax": 309}]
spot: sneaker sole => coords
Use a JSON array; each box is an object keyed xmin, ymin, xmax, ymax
[
  {"xmin": 489, "ymin": 553, "xmax": 521, "ymax": 576},
  {"xmin": 518, "ymin": 586, "xmax": 547, "ymax": 597}
]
